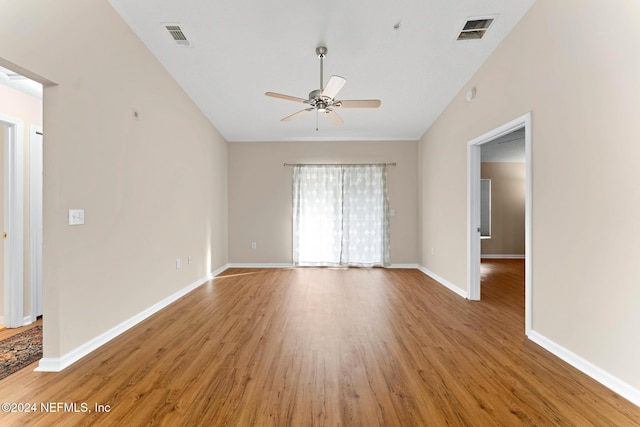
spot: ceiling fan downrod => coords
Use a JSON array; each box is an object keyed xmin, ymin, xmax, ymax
[
  {"xmin": 316, "ymin": 46, "xmax": 327, "ymax": 91},
  {"xmin": 314, "ymin": 45, "xmax": 326, "ymax": 131}
]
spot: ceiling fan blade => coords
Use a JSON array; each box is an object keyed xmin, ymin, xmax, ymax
[
  {"xmin": 321, "ymin": 75, "xmax": 346, "ymax": 99},
  {"xmin": 281, "ymin": 108, "xmax": 314, "ymax": 122},
  {"xmin": 266, "ymin": 92, "xmax": 308, "ymax": 103},
  {"xmin": 336, "ymin": 99, "xmax": 381, "ymax": 108},
  {"xmin": 325, "ymin": 109, "xmax": 344, "ymax": 126}
]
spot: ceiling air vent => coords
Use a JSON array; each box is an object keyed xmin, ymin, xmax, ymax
[
  {"xmin": 457, "ymin": 17, "xmax": 494, "ymax": 40},
  {"xmin": 164, "ymin": 24, "xmax": 191, "ymax": 47}
]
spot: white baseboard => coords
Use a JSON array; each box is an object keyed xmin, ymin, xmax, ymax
[
  {"xmin": 225, "ymin": 263, "xmax": 294, "ymax": 269},
  {"xmin": 528, "ymin": 330, "xmax": 640, "ymax": 407},
  {"xmin": 36, "ymin": 264, "xmax": 228, "ymax": 373},
  {"xmin": 481, "ymin": 254, "xmax": 525, "ymax": 259},
  {"xmin": 225, "ymin": 263, "xmax": 422, "ymax": 270},
  {"xmin": 387, "ymin": 264, "xmax": 419, "ymax": 269},
  {"xmin": 417, "ymin": 265, "xmax": 468, "ymax": 299}
]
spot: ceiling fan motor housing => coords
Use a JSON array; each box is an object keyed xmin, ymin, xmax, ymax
[
  {"xmin": 309, "ymin": 89, "xmax": 322, "ymax": 100},
  {"xmin": 308, "ymin": 89, "xmax": 335, "ymax": 110}
]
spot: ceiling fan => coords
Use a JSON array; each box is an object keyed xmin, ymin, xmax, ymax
[{"xmin": 265, "ymin": 46, "xmax": 381, "ymax": 128}]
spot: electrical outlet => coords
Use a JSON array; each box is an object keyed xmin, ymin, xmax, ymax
[
  {"xmin": 251, "ymin": 241, "xmax": 257, "ymax": 250},
  {"xmin": 188, "ymin": 256, "xmax": 192, "ymax": 265},
  {"xmin": 68, "ymin": 209, "xmax": 85, "ymax": 225},
  {"xmin": 176, "ymin": 258, "xmax": 181, "ymax": 269}
]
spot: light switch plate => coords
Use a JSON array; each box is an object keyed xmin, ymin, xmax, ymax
[{"xmin": 69, "ymin": 209, "xmax": 85, "ymax": 225}]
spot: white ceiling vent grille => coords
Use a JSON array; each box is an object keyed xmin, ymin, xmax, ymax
[
  {"xmin": 164, "ymin": 24, "xmax": 191, "ymax": 47},
  {"xmin": 457, "ymin": 17, "xmax": 495, "ymax": 40}
]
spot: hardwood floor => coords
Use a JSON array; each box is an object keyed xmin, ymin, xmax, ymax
[{"xmin": 0, "ymin": 263, "xmax": 638, "ymax": 426}]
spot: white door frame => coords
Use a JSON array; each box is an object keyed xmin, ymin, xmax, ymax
[
  {"xmin": 1, "ymin": 113, "xmax": 25, "ymax": 328},
  {"xmin": 467, "ymin": 112, "xmax": 532, "ymax": 334},
  {"xmin": 30, "ymin": 125, "xmax": 43, "ymax": 320}
]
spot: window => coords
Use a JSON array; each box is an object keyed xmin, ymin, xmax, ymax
[{"xmin": 292, "ymin": 165, "xmax": 390, "ymax": 267}]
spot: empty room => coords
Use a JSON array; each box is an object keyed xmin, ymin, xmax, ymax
[{"xmin": 1, "ymin": 0, "xmax": 639, "ymax": 425}]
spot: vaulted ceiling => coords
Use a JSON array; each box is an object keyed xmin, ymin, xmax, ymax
[{"xmin": 108, "ymin": 0, "xmax": 535, "ymax": 142}]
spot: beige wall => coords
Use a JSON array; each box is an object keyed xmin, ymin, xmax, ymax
[
  {"xmin": 0, "ymin": 0, "xmax": 228, "ymax": 358},
  {"xmin": 0, "ymin": 83, "xmax": 43, "ymax": 323},
  {"xmin": 480, "ymin": 162, "xmax": 525, "ymax": 256},
  {"xmin": 419, "ymin": 0, "xmax": 640, "ymax": 389},
  {"xmin": 229, "ymin": 141, "xmax": 418, "ymax": 265}
]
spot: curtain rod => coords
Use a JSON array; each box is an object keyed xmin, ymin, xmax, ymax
[{"xmin": 283, "ymin": 162, "xmax": 396, "ymax": 167}]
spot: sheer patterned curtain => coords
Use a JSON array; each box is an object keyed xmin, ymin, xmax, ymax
[{"xmin": 292, "ymin": 165, "xmax": 390, "ymax": 267}]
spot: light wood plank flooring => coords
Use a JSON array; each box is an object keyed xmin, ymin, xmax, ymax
[{"xmin": 0, "ymin": 262, "xmax": 638, "ymax": 426}]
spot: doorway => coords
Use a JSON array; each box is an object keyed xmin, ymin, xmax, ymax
[
  {"xmin": 467, "ymin": 113, "xmax": 532, "ymax": 334},
  {"xmin": 0, "ymin": 63, "xmax": 44, "ymax": 329}
]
